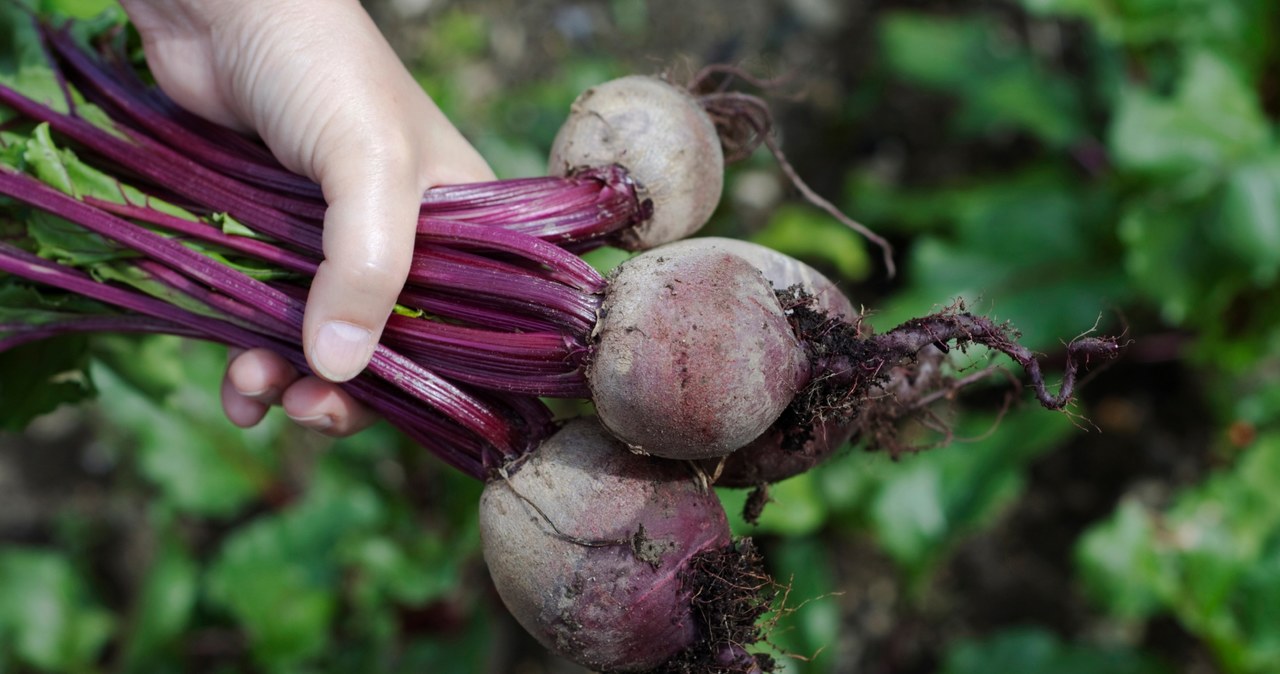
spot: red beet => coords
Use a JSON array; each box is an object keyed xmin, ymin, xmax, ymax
[
  {"xmin": 479, "ymin": 419, "xmax": 773, "ymax": 672},
  {"xmin": 588, "ymin": 242, "xmax": 808, "ymax": 460}
]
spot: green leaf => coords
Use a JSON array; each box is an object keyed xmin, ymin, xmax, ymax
[
  {"xmin": 750, "ymin": 205, "xmax": 870, "ymax": 281},
  {"xmin": 879, "ymin": 13, "xmax": 1084, "ymax": 145},
  {"xmin": 1235, "ymin": 542, "xmax": 1280, "ymax": 670},
  {"xmin": 1020, "ymin": 0, "xmax": 1276, "ymax": 72},
  {"xmin": 868, "ymin": 408, "xmax": 1076, "ymax": 577},
  {"xmin": 18, "ymin": 125, "xmax": 229, "ymax": 278},
  {"xmin": 865, "ymin": 171, "xmax": 1126, "ymax": 351},
  {"xmin": 88, "ymin": 333, "xmax": 185, "ymax": 402},
  {"xmin": 580, "ymin": 245, "xmax": 632, "ymax": 275},
  {"xmin": 0, "ymin": 278, "xmax": 114, "ymax": 321},
  {"xmin": 119, "ymin": 538, "xmax": 198, "ymax": 667},
  {"xmin": 1076, "ymin": 499, "xmax": 1164, "ymax": 619},
  {"xmin": 26, "ymin": 211, "xmax": 130, "ymax": 267},
  {"xmin": 396, "ymin": 609, "xmax": 497, "ymax": 674},
  {"xmin": 1217, "ymin": 156, "xmax": 1280, "ymax": 284},
  {"xmin": 1110, "ymin": 50, "xmax": 1270, "ymax": 176},
  {"xmin": 0, "ymin": 548, "xmax": 115, "ymax": 672},
  {"xmin": 721, "ymin": 472, "xmax": 830, "ymax": 537},
  {"xmin": 762, "ymin": 537, "xmax": 841, "ymax": 673},
  {"xmin": 0, "ymin": 333, "xmax": 94, "ymax": 430},
  {"xmin": 21, "ymin": 123, "xmax": 196, "ymax": 215},
  {"xmin": 89, "ymin": 341, "xmax": 280, "ymax": 516},
  {"xmin": 1117, "ymin": 196, "xmax": 1251, "ymax": 327},
  {"xmin": 869, "ymin": 460, "xmax": 950, "ymax": 573},
  {"xmin": 36, "ymin": 0, "xmax": 121, "ymax": 19},
  {"xmin": 205, "ymin": 468, "xmax": 384, "ymax": 669},
  {"xmin": 0, "ymin": 4, "xmax": 68, "ymax": 120},
  {"xmin": 880, "ymin": 13, "xmax": 992, "ymax": 90},
  {"xmin": 1077, "ymin": 435, "xmax": 1280, "ymax": 671},
  {"xmin": 941, "ymin": 627, "xmax": 1169, "ymax": 674},
  {"xmin": 212, "ymin": 212, "xmax": 260, "ymax": 239}
]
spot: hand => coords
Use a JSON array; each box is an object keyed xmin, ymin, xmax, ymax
[{"xmin": 120, "ymin": 0, "xmax": 495, "ymax": 435}]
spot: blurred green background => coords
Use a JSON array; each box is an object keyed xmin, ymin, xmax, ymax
[{"xmin": 3, "ymin": 0, "xmax": 1280, "ymax": 671}]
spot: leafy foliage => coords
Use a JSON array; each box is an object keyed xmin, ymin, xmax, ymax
[
  {"xmin": 940, "ymin": 627, "xmax": 1168, "ymax": 674},
  {"xmin": 1078, "ymin": 435, "xmax": 1280, "ymax": 673},
  {"xmin": 0, "ymin": 548, "xmax": 115, "ymax": 672}
]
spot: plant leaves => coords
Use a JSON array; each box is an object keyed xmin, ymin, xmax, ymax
[
  {"xmin": 0, "ymin": 3, "xmax": 69, "ymax": 121},
  {"xmin": 1109, "ymin": 50, "xmax": 1270, "ymax": 177},
  {"xmin": 1217, "ymin": 156, "xmax": 1280, "ymax": 284},
  {"xmin": 750, "ymin": 204, "xmax": 871, "ymax": 281},
  {"xmin": 1075, "ymin": 499, "xmax": 1164, "ymax": 619},
  {"xmin": 941, "ymin": 627, "xmax": 1170, "ymax": 674},
  {"xmin": 868, "ymin": 408, "xmax": 1076, "ymax": 578},
  {"xmin": 0, "ymin": 332, "xmax": 93, "ymax": 430},
  {"xmin": 88, "ymin": 342, "xmax": 279, "ymax": 516},
  {"xmin": 880, "ymin": 12, "xmax": 1084, "ymax": 146},
  {"xmin": 205, "ymin": 468, "xmax": 384, "ymax": 668},
  {"xmin": 865, "ymin": 171, "xmax": 1127, "ymax": 350},
  {"xmin": 118, "ymin": 538, "xmax": 198, "ymax": 667},
  {"xmin": 0, "ymin": 548, "xmax": 115, "ymax": 672},
  {"xmin": 1077, "ymin": 434, "xmax": 1280, "ymax": 669}
]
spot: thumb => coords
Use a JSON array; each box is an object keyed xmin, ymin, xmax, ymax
[
  {"xmin": 203, "ymin": 0, "xmax": 494, "ymax": 381},
  {"xmin": 302, "ymin": 120, "xmax": 494, "ymax": 382},
  {"xmin": 302, "ymin": 147, "xmax": 418, "ymax": 382}
]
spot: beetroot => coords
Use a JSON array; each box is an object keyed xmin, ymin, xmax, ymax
[
  {"xmin": 680, "ymin": 238, "xmax": 860, "ymax": 486},
  {"xmin": 588, "ymin": 242, "xmax": 807, "ymax": 459},
  {"xmin": 549, "ymin": 75, "xmax": 725, "ymax": 249},
  {"xmin": 479, "ymin": 419, "xmax": 772, "ymax": 673}
]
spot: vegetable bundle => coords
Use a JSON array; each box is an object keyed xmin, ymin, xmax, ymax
[{"xmin": 0, "ymin": 8, "xmax": 1120, "ymax": 672}]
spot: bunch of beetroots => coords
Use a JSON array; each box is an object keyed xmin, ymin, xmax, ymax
[{"xmin": 0, "ymin": 12, "xmax": 1121, "ymax": 673}]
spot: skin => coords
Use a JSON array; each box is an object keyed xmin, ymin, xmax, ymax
[
  {"xmin": 548, "ymin": 76, "xmax": 723, "ymax": 249},
  {"xmin": 480, "ymin": 419, "xmax": 731, "ymax": 671},
  {"xmin": 120, "ymin": 0, "xmax": 494, "ymax": 435},
  {"xmin": 589, "ymin": 244, "xmax": 807, "ymax": 459}
]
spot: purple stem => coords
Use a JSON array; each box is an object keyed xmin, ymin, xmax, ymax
[
  {"xmin": 0, "ymin": 167, "xmax": 524, "ymax": 454},
  {"xmin": 0, "ymin": 81, "xmax": 326, "ymax": 250},
  {"xmin": 44, "ymin": 26, "xmax": 324, "ymax": 199},
  {"xmin": 0, "ymin": 314, "xmax": 200, "ymax": 352},
  {"xmin": 1, "ymin": 67, "xmax": 607, "ymax": 335},
  {"xmin": 91, "ymin": 195, "xmax": 603, "ymax": 334},
  {"xmin": 36, "ymin": 26, "xmax": 650, "ymax": 249},
  {"xmin": 0, "ymin": 241, "xmax": 529, "ymax": 478},
  {"xmin": 86, "ymin": 197, "xmax": 319, "ymax": 275},
  {"xmin": 417, "ymin": 166, "xmax": 651, "ymax": 246},
  {"xmin": 381, "ymin": 314, "xmax": 590, "ymax": 397},
  {"xmin": 406, "ymin": 253, "xmax": 600, "ymax": 333},
  {"xmin": 417, "ymin": 217, "xmax": 605, "ymax": 293},
  {"xmin": 394, "ymin": 288, "xmax": 569, "ymax": 333},
  {"xmin": 139, "ymin": 259, "xmax": 589, "ymax": 397}
]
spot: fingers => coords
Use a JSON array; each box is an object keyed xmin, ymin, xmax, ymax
[
  {"xmin": 259, "ymin": 4, "xmax": 493, "ymax": 382},
  {"xmin": 221, "ymin": 374, "xmax": 269, "ymax": 428},
  {"xmin": 302, "ymin": 118, "xmax": 493, "ymax": 382},
  {"xmin": 222, "ymin": 348, "xmax": 378, "ymax": 436},
  {"xmin": 300, "ymin": 136, "xmax": 420, "ymax": 382},
  {"xmin": 126, "ymin": 0, "xmax": 497, "ymax": 431},
  {"xmin": 226, "ymin": 347, "xmax": 299, "ymax": 402},
  {"xmin": 280, "ymin": 376, "xmax": 380, "ymax": 437},
  {"xmin": 222, "ymin": 348, "xmax": 296, "ymax": 428}
]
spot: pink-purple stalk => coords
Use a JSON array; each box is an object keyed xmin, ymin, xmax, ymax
[{"xmin": 0, "ymin": 21, "xmax": 659, "ymax": 478}]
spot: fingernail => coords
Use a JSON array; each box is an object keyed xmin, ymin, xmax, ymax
[
  {"xmin": 312, "ymin": 321, "xmax": 374, "ymax": 381},
  {"xmin": 287, "ymin": 413, "xmax": 334, "ymax": 433},
  {"xmin": 235, "ymin": 385, "xmax": 277, "ymax": 400}
]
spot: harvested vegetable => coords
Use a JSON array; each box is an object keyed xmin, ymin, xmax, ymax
[{"xmin": 480, "ymin": 418, "xmax": 773, "ymax": 673}]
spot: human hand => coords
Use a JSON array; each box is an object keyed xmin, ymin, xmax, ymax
[{"xmin": 120, "ymin": 0, "xmax": 495, "ymax": 435}]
